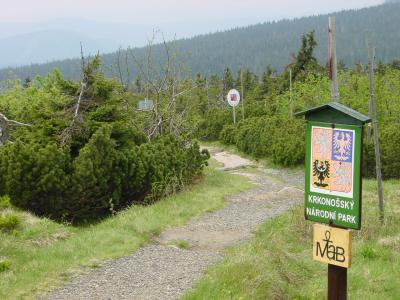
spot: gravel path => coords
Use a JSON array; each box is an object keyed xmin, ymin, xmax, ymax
[{"xmin": 45, "ymin": 148, "xmax": 304, "ymax": 300}]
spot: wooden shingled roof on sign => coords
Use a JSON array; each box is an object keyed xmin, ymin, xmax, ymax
[{"xmin": 295, "ymin": 102, "xmax": 371, "ymax": 126}]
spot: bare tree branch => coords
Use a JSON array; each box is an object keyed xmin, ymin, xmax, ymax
[
  {"xmin": 59, "ymin": 45, "xmax": 89, "ymax": 146},
  {"xmin": 123, "ymin": 31, "xmax": 192, "ymax": 140},
  {"xmin": 0, "ymin": 112, "xmax": 31, "ymax": 146},
  {"xmin": 117, "ymin": 47, "xmax": 124, "ymax": 86},
  {"xmin": 0, "ymin": 112, "xmax": 32, "ymax": 127},
  {"xmin": 125, "ymin": 49, "xmax": 131, "ymax": 89},
  {"xmin": 72, "ymin": 82, "xmax": 87, "ymax": 121}
]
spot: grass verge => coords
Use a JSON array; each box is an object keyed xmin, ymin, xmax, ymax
[
  {"xmin": 0, "ymin": 161, "xmax": 254, "ymax": 299},
  {"xmin": 183, "ymin": 179, "xmax": 400, "ymax": 300}
]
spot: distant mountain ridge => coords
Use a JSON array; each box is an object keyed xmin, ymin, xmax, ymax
[
  {"xmin": 0, "ymin": 18, "xmax": 154, "ymax": 68},
  {"xmin": 1, "ymin": 1, "xmax": 400, "ymax": 81},
  {"xmin": 0, "ymin": 17, "xmax": 254, "ymax": 68},
  {"xmin": 0, "ymin": 30, "xmax": 119, "ymax": 68}
]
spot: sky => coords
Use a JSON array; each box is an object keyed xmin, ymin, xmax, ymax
[
  {"xmin": 0, "ymin": 0, "xmax": 388, "ymax": 67},
  {"xmin": 1, "ymin": 0, "xmax": 384, "ymax": 25}
]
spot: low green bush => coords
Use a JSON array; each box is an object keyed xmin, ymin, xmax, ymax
[
  {"xmin": 361, "ymin": 244, "xmax": 379, "ymax": 259},
  {"xmin": 0, "ymin": 127, "xmax": 208, "ymax": 222},
  {"xmin": 0, "ymin": 196, "xmax": 11, "ymax": 209},
  {"xmin": 0, "ymin": 259, "xmax": 11, "ymax": 273},
  {"xmin": 380, "ymin": 123, "xmax": 400, "ymax": 179},
  {"xmin": 271, "ymin": 120, "xmax": 305, "ymax": 166},
  {"xmin": 221, "ymin": 116, "xmax": 305, "ymax": 167},
  {"xmin": 197, "ymin": 108, "xmax": 232, "ymax": 140},
  {"xmin": 0, "ymin": 142, "xmax": 70, "ymax": 218},
  {"xmin": 362, "ymin": 123, "xmax": 400, "ymax": 179},
  {"xmin": 362, "ymin": 135, "xmax": 376, "ymax": 178},
  {"xmin": 220, "ymin": 114, "xmax": 399, "ymax": 174},
  {"xmin": 198, "ymin": 103, "xmax": 271, "ymax": 141},
  {"xmin": 219, "ymin": 124, "xmax": 236, "ymax": 145},
  {"xmin": 0, "ymin": 214, "xmax": 21, "ymax": 232}
]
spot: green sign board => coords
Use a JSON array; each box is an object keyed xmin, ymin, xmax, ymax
[{"xmin": 305, "ymin": 121, "xmax": 362, "ymax": 230}]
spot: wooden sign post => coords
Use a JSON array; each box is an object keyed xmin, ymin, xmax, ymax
[
  {"xmin": 296, "ymin": 102, "xmax": 371, "ymax": 300},
  {"xmin": 313, "ymin": 224, "xmax": 352, "ymax": 299}
]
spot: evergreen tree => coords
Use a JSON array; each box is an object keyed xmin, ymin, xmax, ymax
[
  {"xmin": 242, "ymin": 69, "xmax": 258, "ymax": 95},
  {"xmin": 134, "ymin": 74, "xmax": 142, "ymax": 94},
  {"xmin": 390, "ymin": 59, "xmax": 400, "ymax": 70},
  {"xmin": 195, "ymin": 73, "xmax": 206, "ymax": 89},
  {"xmin": 23, "ymin": 77, "xmax": 32, "ymax": 88},
  {"xmin": 291, "ymin": 31, "xmax": 319, "ymax": 81},
  {"xmin": 222, "ymin": 67, "xmax": 234, "ymax": 95},
  {"xmin": 259, "ymin": 65, "xmax": 275, "ymax": 96}
]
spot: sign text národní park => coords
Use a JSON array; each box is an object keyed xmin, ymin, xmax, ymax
[{"xmin": 305, "ymin": 122, "xmax": 362, "ymax": 230}]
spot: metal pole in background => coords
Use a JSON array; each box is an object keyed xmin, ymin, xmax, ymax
[
  {"xmin": 367, "ymin": 46, "xmax": 384, "ymax": 222},
  {"xmin": 241, "ymin": 69, "xmax": 245, "ymax": 120},
  {"xmin": 289, "ymin": 68, "xmax": 293, "ymax": 118},
  {"xmin": 206, "ymin": 77, "xmax": 210, "ymax": 112},
  {"xmin": 233, "ymin": 106, "xmax": 236, "ymax": 125},
  {"xmin": 329, "ymin": 16, "xmax": 340, "ymax": 103}
]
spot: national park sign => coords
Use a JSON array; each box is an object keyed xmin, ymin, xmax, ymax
[{"xmin": 305, "ymin": 122, "xmax": 362, "ymax": 229}]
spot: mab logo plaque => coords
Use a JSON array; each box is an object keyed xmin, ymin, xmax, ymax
[{"xmin": 313, "ymin": 224, "xmax": 352, "ymax": 268}]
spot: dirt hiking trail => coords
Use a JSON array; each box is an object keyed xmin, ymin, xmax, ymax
[{"xmin": 45, "ymin": 147, "xmax": 304, "ymax": 300}]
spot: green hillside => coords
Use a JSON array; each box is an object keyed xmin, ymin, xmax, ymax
[{"xmin": 1, "ymin": 2, "xmax": 400, "ymax": 81}]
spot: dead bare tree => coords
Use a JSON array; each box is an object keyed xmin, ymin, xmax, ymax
[
  {"xmin": 167, "ymin": 83, "xmax": 199, "ymax": 136},
  {"xmin": 366, "ymin": 36, "xmax": 384, "ymax": 223},
  {"xmin": 115, "ymin": 47, "xmax": 132, "ymax": 91},
  {"xmin": 116, "ymin": 47, "xmax": 125, "ymax": 89},
  {"xmin": 0, "ymin": 112, "xmax": 31, "ymax": 146},
  {"xmin": 128, "ymin": 30, "xmax": 179, "ymax": 139},
  {"xmin": 59, "ymin": 44, "xmax": 92, "ymax": 146}
]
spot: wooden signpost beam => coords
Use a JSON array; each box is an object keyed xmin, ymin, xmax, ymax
[
  {"xmin": 314, "ymin": 222, "xmax": 351, "ymax": 300},
  {"xmin": 328, "ymin": 16, "xmax": 345, "ymax": 298},
  {"xmin": 328, "ymin": 264, "xmax": 347, "ymax": 300},
  {"xmin": 329, "ymin": 16, "xmax": 340, "ymax": 103},
  {"xmin": 327, "ymin": 224, "xmax": 348, "ymax": 300}
]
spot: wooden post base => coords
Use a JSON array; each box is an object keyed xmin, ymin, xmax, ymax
[{"xmin": 328, "ymin": 264, "xmax": 347, "ymax": 300}]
